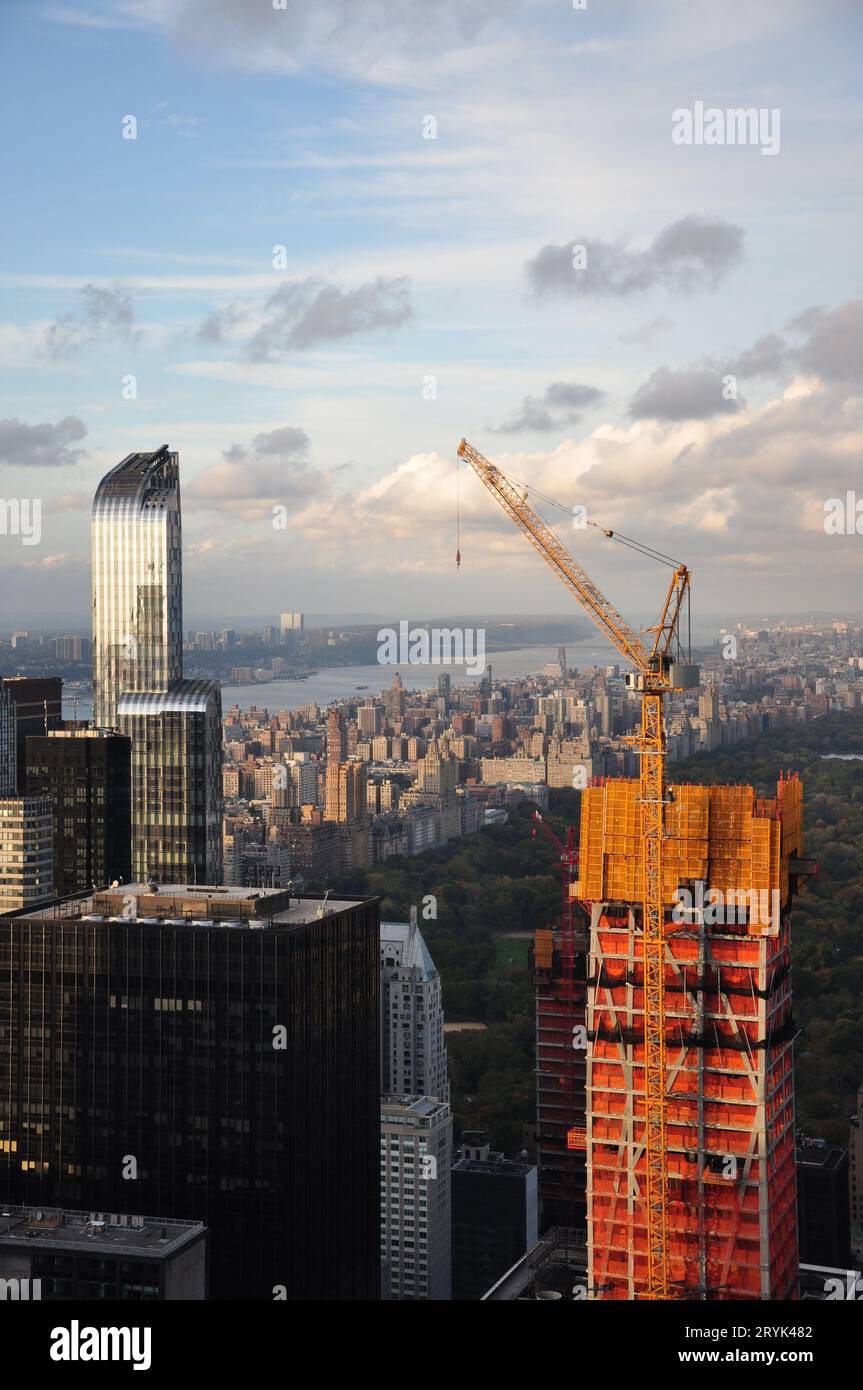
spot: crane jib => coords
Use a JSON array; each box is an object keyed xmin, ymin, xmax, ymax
[{"xmin": 458, "ymin": 437, "xmax": 691, "ymax": 1300}]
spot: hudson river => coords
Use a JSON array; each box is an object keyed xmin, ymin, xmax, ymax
[{"xmin": 63, "ymin": 637, "xmax": 622, "ymax": 721}]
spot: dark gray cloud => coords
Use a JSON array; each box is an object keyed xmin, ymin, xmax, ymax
[
  {"xmin": 526, "ymin": 216, "xmax": 744, "ymax": 299},
  {"xmin": 630, "ymin": 298, "xmax": 863, "ymax": 420},
  {"xmin": 250, "ymin": 276, "xmax": 412, "ymax": 356},
  {"xmin": 725, "ymin": 300, "xmax": 863, "ymax": 385},
  {"xmin": 728, "ymin": 302, "xmax": 863, "ymax": 386},
  {"xmin": 187, "ymin": 425, "xmax": 319, "ymax": 513},
  {"xmin": 796, "ymin": 299, "xmax": 863, "ymax": 385},
  {"xmin": 241, "ymin": 425, "xmax": 310, "ymax": 458},
  {"xmin": 0, "ymin": 415, "xmax": 88, "ymax": 468},
  {"xmin": 731, "ymin": 332, "xmax": 790, "ymax": 378},
  {"xmin": 491, "ymin": 380, "xmax": 605, "ymax": 433},
  {"xmin": 199, "ymin": 276, "xmax": 413, "ymax": 358},
  {"xmin": 44, "ymin": 284, "xmax": 136, "ymax": 357},
  {"xmin": 629, "ymin": 366, "xmax": 743, "ymax": 422}
]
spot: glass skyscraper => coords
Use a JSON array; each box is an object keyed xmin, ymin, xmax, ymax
[
  {"xmin": 118, "ymin": 682, "xmax": 223, "ymax": 884},
  {"xmin": 91, "ymin": 446, "xmax": 222, "ymax": 884},
  {"xmin": 92, "ymin": 446, "xmax": 183, "ymax": 730}
]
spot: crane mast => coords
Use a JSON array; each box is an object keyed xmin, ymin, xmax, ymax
[{"xmin": 458, "ymin": 438, "xmax": 694, "ymax": 1300}]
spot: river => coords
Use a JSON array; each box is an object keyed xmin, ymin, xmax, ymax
[{"xmin": 64, "ymin": 637, "xmax": 624, "ymax": 720}]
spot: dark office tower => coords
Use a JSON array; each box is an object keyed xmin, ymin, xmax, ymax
[
  {"xmin": 91, "ymin": 447, "xmax": 183, "ymax": 730},
  {"xmin": 0, "ymin": 884, "xmax": 380, "ymax": 1301},
  {"xmin": 24, "ymin": 729, "xmax": 131, "ymax": 897},
  {"xmin": 1, "ymin": 676, "xmax": 63, "ymax": 791},
  {"xmin": 0, "ymin": 683, "xmax": 14, "ymax": 796},
  {"xmin": 118, "ymin": 681, "xmax": 222, "ymax": 885},
  {"xmin": 437, "ymin": 673, "xmax": 451, "ymax": 708},
  {"xmin": 796, "ymin": 1139, "xmax": 851, "ymax": 1268},
  {"xmin": 451, "ymin": 1134, "xmax": 538, "ymax": 1301}
]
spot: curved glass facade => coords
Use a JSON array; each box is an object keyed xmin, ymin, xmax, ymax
[
  {"xmin": 92, "ymin": 448, "xmax": 222, "ymax": 885},
  {"xmin": 92, "ymin": 447, "xmax": 183, "ymax": 729},
  {"xmin": 118, "ymin": 680, "xmax": 223, "ymax": 884}
]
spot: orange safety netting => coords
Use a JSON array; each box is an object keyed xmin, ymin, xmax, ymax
[{"xmin": 576, "ymin": 776, "xmax": 803, "ymax": 931}]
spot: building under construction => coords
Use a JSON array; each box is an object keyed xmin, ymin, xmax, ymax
[
  {"xmin": 458, "ymin": 439, "xmax": 808, "ymax": 1300},
  {"xmin": 577, "ymin": 772, "xmax": 806, "ymax": 1299}
]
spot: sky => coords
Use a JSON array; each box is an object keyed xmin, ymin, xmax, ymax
[{"xmin": 0, "ymin": 0, "xmax": 861, "ymax": 630}]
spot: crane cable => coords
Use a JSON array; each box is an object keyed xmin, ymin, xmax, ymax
[
  {"xmin": 456, "ymin": 451, "xmax": 461, "ymax": 569},
  {"xmin": 496, "ymin": 466, "xmax": 684, "ymax": 570},
  {"xmin": 463, "ymin": 454, "xmax": 690, "ymax": 655}
]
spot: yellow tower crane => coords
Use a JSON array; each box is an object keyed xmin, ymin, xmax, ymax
[{"xmin": 457, "ymin": 438, "xmax": 698, "ymax": 1300}]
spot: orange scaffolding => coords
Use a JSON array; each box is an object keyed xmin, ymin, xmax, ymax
[{"xmin": 579, "ymin": 774, "xmax": 803, "ymax": 1299}]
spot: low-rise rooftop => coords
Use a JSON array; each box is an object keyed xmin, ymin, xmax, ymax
[
  {"xmin": 0, "ymin": 1206, "xmax": 204, "ymax": 1262},
  {"xmin": 796, "ymin": 1140, "xmax": 848, "ymax": 1172},
  {"xmin": 14, "ymin": 884, "xmax": 368, "ymax": 930},
  {"xmin": 381, "ymin": 1096, "xmax": 450, "ymax": 1122}
]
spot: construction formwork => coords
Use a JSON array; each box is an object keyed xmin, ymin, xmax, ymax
[{"xmin": 576, "ymin": 774, "xmax": 804, "ymax": 1299}]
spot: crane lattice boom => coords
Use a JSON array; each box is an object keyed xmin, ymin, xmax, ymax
[
  {"xmin": 458, "ymin": 437, "xmax": 694, "ymax": 1300},
  {"xmin": 457, "ymin": 439, "xmax": 651, "ymax": 672}
]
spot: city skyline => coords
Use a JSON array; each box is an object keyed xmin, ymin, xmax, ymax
[
  {"xmin": 1, "ymin": 0, "xmax": 862, "ymax": 1329},
  {"xmin": 1, "ymin": 0, "xmax": 862, "ymax": 625}
]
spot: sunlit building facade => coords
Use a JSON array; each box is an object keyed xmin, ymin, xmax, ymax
[
  {"xmin": 91, "ymin": 446, "xmax": 183, "ymax": 730},
  {"xmin": 91, "ymin": 447, "xmax": 222, "ymax": 884},
  {"xmin": 0, "ymin": 796, "xmax": 53, "ymax": 914},
  {"xmin": 118, "ymin": 681, "xmax": 222, "ymax": 884}
]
